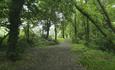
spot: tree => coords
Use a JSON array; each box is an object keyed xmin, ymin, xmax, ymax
[
  {"xmin": 7, "ymin": 0, "xmax": 25, "ymax": 61},
  {"xmin": 97, "ymin": 0, "xmax": 115, "ymax": 33}
]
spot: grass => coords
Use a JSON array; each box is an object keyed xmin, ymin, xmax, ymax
[
  {"xmin": 71, "ymin": 44, "xmax": 115, "ymax": 70},
  {"xmin": 57, "ymin": 38, "xmax": 65, "ymax": 43}
]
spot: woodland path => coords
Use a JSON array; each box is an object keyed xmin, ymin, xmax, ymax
[{"xmin": 19, "ymin": 39, "xmax": 86, "ymax": 70}]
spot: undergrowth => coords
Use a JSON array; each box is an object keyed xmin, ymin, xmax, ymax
[{"xmin": 71, "ymin": 44, "xmax": 115, "ymax": 70}]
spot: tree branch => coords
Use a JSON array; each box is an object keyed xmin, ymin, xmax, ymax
[
  {"xmin": 74, "ymin": 3, "xmax": 107, "ymax": 37},
  {"xmin": 97, "ymin": 0, "xmax": 115, "ymax": 33}
]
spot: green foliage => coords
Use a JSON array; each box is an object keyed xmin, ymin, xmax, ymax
[
  {"xmin": 0, "ymin": 0, "xmax": 114, "ymax": 63},
  {"xmin": 71, "ymin": 44, "xmax": 115, "ymax": 70},
  {"xmin": 32, "ymin": 36, "xmax": 57, "ymax": 48},
  {"xmin": 57, "ymin": 38, "xmax": 65, "ymax": 43}
]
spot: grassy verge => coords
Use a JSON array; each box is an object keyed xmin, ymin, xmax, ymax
[{"xmin": 71, "ymin": 44, "xmax": 115, "ymax": 70}]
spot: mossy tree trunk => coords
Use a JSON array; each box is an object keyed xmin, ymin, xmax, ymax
[{"xmin": 7, "ymin": 0, "xmax": 25, "ymax": 61}]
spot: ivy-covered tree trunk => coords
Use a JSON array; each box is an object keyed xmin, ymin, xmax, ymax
[{"xmin": 7, "ymin": 0, "xmax": 25, "ymax": 61}]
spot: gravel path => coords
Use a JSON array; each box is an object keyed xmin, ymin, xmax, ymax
[{"xmin": 17, "ymin": 40, "xmax": 85, "ymax": 70}]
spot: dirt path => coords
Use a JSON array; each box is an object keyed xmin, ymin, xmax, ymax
[{"xmin": 19, "ymin": 40, "xmax": 85, "ymax": 70}]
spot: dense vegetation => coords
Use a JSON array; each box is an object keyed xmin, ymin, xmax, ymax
[
  {"xmin": 0, "ymin": 0, "xmax": 115, "ymax": 70},
  {"xmin": 72, "ymin": 44, "xmax": 115, "ymax": 70}
]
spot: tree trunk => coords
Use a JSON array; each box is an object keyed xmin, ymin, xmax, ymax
[
  {"xmin": 62, "ymin": 22, "xmax": 65, "ymax": 38},
  {"xmin": 26, "ymin": 23, "xmax": 30, "ymax": 42},
  {"xmin": 7, "ymin": 0, "xmax": 25, "ymax": 61},
  {"xmin": 54, "ymin": 24, "xmax": 57, "ymax": 41},
  {"xmin": 46, "ymin": 21, "xmax": 50, "ymax": 39},
  {"xmin": 74, "ymin": 14, "xmax": 77, "ymax": 40},
  {"xmin": 85, "ymin": 18, "xmax": 90, "ymax": 46},
  {"xmin": 62, "ymin": 28, "xmax": 65, "ymax": 38}
]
